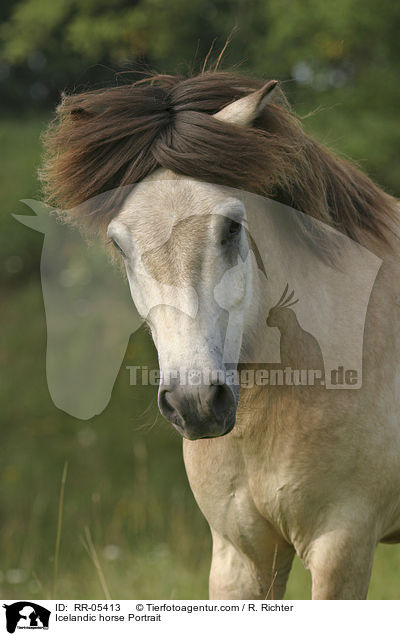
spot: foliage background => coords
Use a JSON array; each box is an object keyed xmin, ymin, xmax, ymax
[{"xmin": 0, "ymin": 0, "xmax": 399, "ymax": 598}]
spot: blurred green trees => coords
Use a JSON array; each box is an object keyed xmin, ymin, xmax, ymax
[{"xmin": 1, "ymin": 0, "xmax": 400, "ymax": 110}]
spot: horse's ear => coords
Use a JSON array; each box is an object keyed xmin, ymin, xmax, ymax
[{"xmin": 213, "ymin": 80, "xmax": 278, "ymax": 127}]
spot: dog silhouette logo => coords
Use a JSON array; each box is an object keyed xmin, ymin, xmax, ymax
[
  {"xmin": 13, "ymin": 196, "xmax": 269, "ymax": 418},
  {"xmin": 3, "ymin": 602, "xmax": 50, "ymax": 633}
]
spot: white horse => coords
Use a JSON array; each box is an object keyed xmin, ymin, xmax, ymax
[{"xmin": 43, "ymin": 73, "xmax": 400, "ymax": 599}]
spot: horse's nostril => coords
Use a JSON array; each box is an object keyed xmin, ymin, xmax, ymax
[
  {"xmin": 209, "ymin": 383, "xmax": 235, "ymax": 420},
  {"xmin": 158, "ymin": 389, "xmax": 177, "ymax": 421},
  {"xmin": 158, "ymin": 381, "xmax": 237, "ymax": 439}
]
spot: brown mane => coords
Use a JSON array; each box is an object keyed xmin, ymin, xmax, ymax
[{"xmin": 40, "ymin": 71, "xmax": 397, "ymax": 242}]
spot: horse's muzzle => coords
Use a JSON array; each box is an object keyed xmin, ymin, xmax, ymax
[{"xmin": 158, "ymin": 380, "xmax": 237, "ymax": 440}]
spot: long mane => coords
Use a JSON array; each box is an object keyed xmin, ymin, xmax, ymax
[{"xmin": 41, "ymin": 71, "xmax": 397, "ymax": 242}]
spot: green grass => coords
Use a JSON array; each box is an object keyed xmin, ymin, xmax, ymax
[
  {"xmin": 0, "ymin": 115, "xmax": 47, "ymax": 284},
  {"xmin": 0, "ymin": 112, "xmax": 399, "ymax": 600}
]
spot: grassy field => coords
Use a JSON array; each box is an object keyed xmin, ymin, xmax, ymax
[{"xmin": 0, "ymin": 113, "xmax": 399, "ymax": 600}]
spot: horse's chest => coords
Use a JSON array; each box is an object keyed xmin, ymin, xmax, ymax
[{"xmin": 183, "ymin": 434, "xmax": 299, "ymax": 544}]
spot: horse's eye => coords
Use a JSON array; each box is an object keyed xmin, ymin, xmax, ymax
[
  {"xmin": 109, "ymin": 237, "xmax": 126, "ymax": 258},
  {"xmin": 221, "ymin": 219, "xmax": 242, "ymax": 245},
  {"xmin": 229, "ymin": 220, "xmax": 242, "ymax": 236}
]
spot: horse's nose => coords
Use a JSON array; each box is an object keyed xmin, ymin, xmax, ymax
[{"xmin": 158, "ymin": 380, "xmax": 237, "ymax": 440}]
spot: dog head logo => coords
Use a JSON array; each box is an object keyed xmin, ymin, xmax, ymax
[{"xmin": 3, "ymin": 602, "xmax": 50, "ymax": 633}]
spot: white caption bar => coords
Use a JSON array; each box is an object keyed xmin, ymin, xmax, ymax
[{"xmin": 1, "ymin": 599, "xmax": 398, "ymax": 635}]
